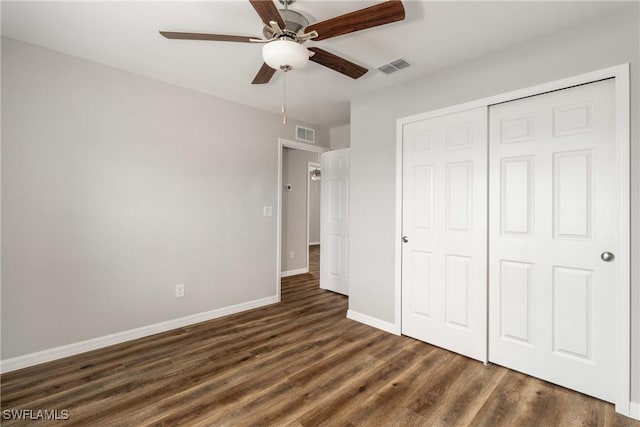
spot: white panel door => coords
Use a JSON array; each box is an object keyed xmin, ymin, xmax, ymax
[
  {"xmin": 401, "ymin": 107, "xmax": 487, "ymax": 362},
  {"xmin": 489, "ymin": 79, "xmax": 617, "ymax": 402},
  {"xmin": 320, "ymin": 149, "xmax": 349, "ymax": 295}
]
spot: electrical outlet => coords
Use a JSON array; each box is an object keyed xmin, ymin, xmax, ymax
[
  {"xmin": 175, "ymin": 284, "xmax": 185, "ymax": 298},
  {"xmin": 289, "ymin": 251, "xmax": 294, "ymax": 260}
]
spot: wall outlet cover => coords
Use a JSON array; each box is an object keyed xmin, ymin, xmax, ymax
[{"xmin": 175, "ymin": 284, "xmax": 185, "ymax": 298}]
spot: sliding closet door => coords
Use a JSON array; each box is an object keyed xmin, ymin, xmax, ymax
[
  {"xmin": 488, "ymin": 79, "xmax": 617, "ymax": 402},
  {"xmin": 401, "ymin": 107, "xmax": 487, "ymax": 362}
]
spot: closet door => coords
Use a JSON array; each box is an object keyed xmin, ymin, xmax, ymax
[
  {"xmin": 401, "ymin": 107, "xmax": 487, "ymax": 362},
  {"xmin": 489, "ymin": 79, "xmax": 617, "ymax": 402}
]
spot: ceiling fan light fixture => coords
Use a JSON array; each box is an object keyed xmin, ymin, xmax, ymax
[{"xmin": 262, "ymin": 39, "xmax": 309, "ymax": 71}]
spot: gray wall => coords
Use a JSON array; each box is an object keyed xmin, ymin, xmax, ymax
[
  {"xmin": 349, "ymin": 10, "xmax": 640, "ymax": 403},
  {"xmin": 1, "ymin": 37, "xmax": 328, "ymax": 359},
  {"xmin": 330, "ymin": 124, "xmax": 350, "ymax": 150},
  {"xmin": 281, "ymin": 148, "xmax": 319, "ymax": 273}
]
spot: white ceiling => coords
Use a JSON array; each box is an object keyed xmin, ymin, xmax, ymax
[{"xmin": 1, "ymin": 1, "xmax": 633, "ymax": 128}]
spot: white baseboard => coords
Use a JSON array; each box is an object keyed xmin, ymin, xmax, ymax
[
  {"xmin": 0, "ymin": 295, "xmax": 279, "ymax": 374},
  {"xmin": 630, "ymin": 402, "xmax": 640, "ymax": 420},
  {"xmin": 309, "ymin": 241, "xmax": 320, "ymax": 246},
  {"xmin": 347, "ymin": 309, "xmax": 400, "ymax": 335},
  {"xmin": 281, "ymin": 268, "xmax": 308, "ymax": 277}
]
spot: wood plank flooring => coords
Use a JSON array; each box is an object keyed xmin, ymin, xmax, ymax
[{"xmin": 2, "ymin": 245, "xmax": 638, "ymax": 426}]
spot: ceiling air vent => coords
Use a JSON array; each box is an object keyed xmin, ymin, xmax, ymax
[
  {"xmin": 378, "ymin": 58, "xmax": 411, "ymax": 75},
  {"xmin": 296, "ymin": 125, "xmax": 315, "ymax": 144}
]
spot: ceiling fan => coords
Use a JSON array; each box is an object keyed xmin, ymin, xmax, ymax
[{"xmin": 159, "ymin": 0, "xmax": 405, "ymax": 85}]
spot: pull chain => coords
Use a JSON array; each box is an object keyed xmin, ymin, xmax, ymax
[
  {"xmin": 280, "ymin": 0, "xmax": 292, "ymax": 125},
  {"xmin": 282, "ymin": 71, "xmax": 287, "ymax": 125}
]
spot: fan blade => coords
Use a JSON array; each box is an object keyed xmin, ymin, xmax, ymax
[
  {"xmin": 160, "ymin": 31, "xmax": 258, "ymax": 43},
  {"xmin": 248, "ymin": 0, "xmax": 285, "ymax": 29},
  {"xmin": 306, "ymin": 1, "xmax": 405, "ymax": 41},
  {"xmin": 308, "ymin": 47, "xmax": 367, "ymax": 79},
  {"xmin": 252, "ymin": 63, "xmax": 276, "ymax": 84}
]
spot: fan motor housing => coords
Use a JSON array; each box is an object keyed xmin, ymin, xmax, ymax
[{"xmin": 263, "ymin": 9, "xmax": 310, "ymax": 39}]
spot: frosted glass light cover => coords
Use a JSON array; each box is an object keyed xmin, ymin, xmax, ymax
[{"xmin": 262, "ymin": 40, "xmax": 309, "ymax": 70}]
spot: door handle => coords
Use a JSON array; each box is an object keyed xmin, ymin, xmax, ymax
[
  {"xmin": 402, "ymin": 236, "xmax": 409, "ymax": 243},
  {"xmin": 601, "ymin": 252, "xmax": 615, "ymax": 262}
]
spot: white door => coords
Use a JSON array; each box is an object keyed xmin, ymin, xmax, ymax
[
  {"xmin": 320, "ymin": 149, "xmax": 349, "ymax": 295},
  {"xmin": 401, "ymin": 107, "xmax": 487, "ymax": 362},
  {"xmin": 489, "ymin": 79, "xmax": 617, "ymax": 402}
]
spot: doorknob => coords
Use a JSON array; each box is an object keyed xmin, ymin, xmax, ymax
[
  {"xmin": 601, "ymin": 252, "xmax": 615, "ymax": 262},
  {"xmin": 402, "ymin": 236, "xmax": 409, "ymax": 243}
]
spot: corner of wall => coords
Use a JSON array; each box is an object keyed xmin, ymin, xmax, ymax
[
  {"xmin": 346, "ymin": 309, "xmax": 400, "ymax": 335},
  {"xmin": 329, "ymin": 124, "xmax": 351, "ymax": 150}
]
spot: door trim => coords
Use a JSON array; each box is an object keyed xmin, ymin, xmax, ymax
[
  {"xmin": 276, "ymin": 139, "xmax": 327, "ymax": 301},
  {"xmin": 395, "ymin": 64, "xmax": 630, "ymax": 415}
]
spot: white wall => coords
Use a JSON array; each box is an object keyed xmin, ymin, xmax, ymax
[
  {"xmin": 281, "ymin": 148, "xmax": 319, "ymax": 273},
  {"xmin": 349, "ymin": 10, "xmax": 640, "ymax": 404},
  {"xmin": 330, "ymin": 124, "xmax": 350, "ymax": 150},
  {"xmin": 0, "ymin": 37, "xmax": 328, "ymax": 360}
]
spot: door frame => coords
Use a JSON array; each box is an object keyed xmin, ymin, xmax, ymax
[
  {"xmin": 276, "ymin": 138, "xmax": 327, "ymax": 300},
  {"xmin": 395, "ymin": 64, "xmax": 630, "ymax": 415}
]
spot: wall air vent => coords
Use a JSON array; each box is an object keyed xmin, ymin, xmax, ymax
[
  {"xmin": 377, "ymin": 58, "xmax": 411, "ymax": 75},
  {"xmin": 296, "ymin": 125, "xmax": 316, "ymax": 144}
]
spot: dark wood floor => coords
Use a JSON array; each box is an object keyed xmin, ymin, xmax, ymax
[{"xmin": 1, "ymin": 244, "xmax": 638, "ymax": 426}]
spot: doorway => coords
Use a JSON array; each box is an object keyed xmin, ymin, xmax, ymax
[
  {"xmin": 276, "ymin": 139, "xmax": 327, "ymax": 300},
  {"xmin": 307, "ymin": 163, "xmax": 321, "ymax": 247},
  {"xmin": 307, "ymin": 162, "xmax": 321, "ymax": 276}
]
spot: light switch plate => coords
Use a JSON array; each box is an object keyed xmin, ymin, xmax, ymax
[{"xmin": 263, "ymin": 206, "xmax": 273, "ymax": 217}]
